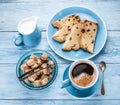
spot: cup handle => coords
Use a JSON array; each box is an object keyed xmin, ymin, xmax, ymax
[
  {"xmin": 13, "ymin": 34, "xmax": 24, "ymax": 46},
  {"xmin": 60, "ymin": 79, "xmax": 71, "ymax": 88}
]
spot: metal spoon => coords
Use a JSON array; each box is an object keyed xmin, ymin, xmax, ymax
[{"xmin": 99, "ymin": 61, "xmax": 106, "ymax": 95}]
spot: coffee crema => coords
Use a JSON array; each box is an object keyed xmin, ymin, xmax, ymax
[{"xmin": 71, "ymin": 63, "xmax": 96, "ymax": 87}]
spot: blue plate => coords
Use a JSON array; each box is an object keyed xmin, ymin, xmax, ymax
[
  {"xmin": 47, "ymin": 7, "xmax": 107, "ymax": 61},
  {"xmin": 62, "ymin": 65, "xmax": 100, "ymax": 98},
  {"xmin": 16, "ymin": 50, "xmax": 58, "ymax": 90}
]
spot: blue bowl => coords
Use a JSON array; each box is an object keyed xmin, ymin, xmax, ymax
[{"xmin": 16, "ymin": 50, "xmax": 58, "ymax": 90}]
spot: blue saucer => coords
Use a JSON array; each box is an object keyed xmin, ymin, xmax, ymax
[{"xmin": 63, "ymin": 65, "xmax": 100, "ymax": 98}]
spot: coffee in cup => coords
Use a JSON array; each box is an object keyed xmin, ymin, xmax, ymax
[{"xmin": 71, "ymin": 63, "xmax": 97, "ymax": 87}]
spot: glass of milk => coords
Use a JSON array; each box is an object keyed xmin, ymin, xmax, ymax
[{"xmin": 13, "ymin": 16, "xmax": 41, "ymax": 47}]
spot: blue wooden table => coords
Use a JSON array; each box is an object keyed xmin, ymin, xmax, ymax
[{"xmin": 0, "ymin": 0, "xmax": 120, "ymax": 105}]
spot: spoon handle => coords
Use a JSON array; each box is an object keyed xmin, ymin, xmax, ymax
[{"xmin": 101, "ymin": 72, "xmax": 105, "ymax": 95}]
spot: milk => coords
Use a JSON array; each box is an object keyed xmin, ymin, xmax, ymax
[{"xmin": 18, "ymin": 16, "xmax": 38, "ymax": 35}]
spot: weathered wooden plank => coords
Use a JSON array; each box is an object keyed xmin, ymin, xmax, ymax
[
  {"xmin": 0, "ymin": 49, "xmax": 71, "ymax": 64},
  {"xmin": 0, "ymin": 0, "xmax": 119, "ymax": 3},
  {"xmin": 0, "ymin": 100, "xmax": 119, "ymax": 105},
  {"xmin": 0, "ymin": 30, "xmax": 120, "ymax": 41},
  {"xmin": 0, "ymin": 1, "xmax": 120, "ymax": 31},
  {"xmin": 0, "ymin": 63, "xmax": 120, "ymax": 99},
  {"xmin": 0, "ymin": 31, "xmax": 120, "ymax": 63}
]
